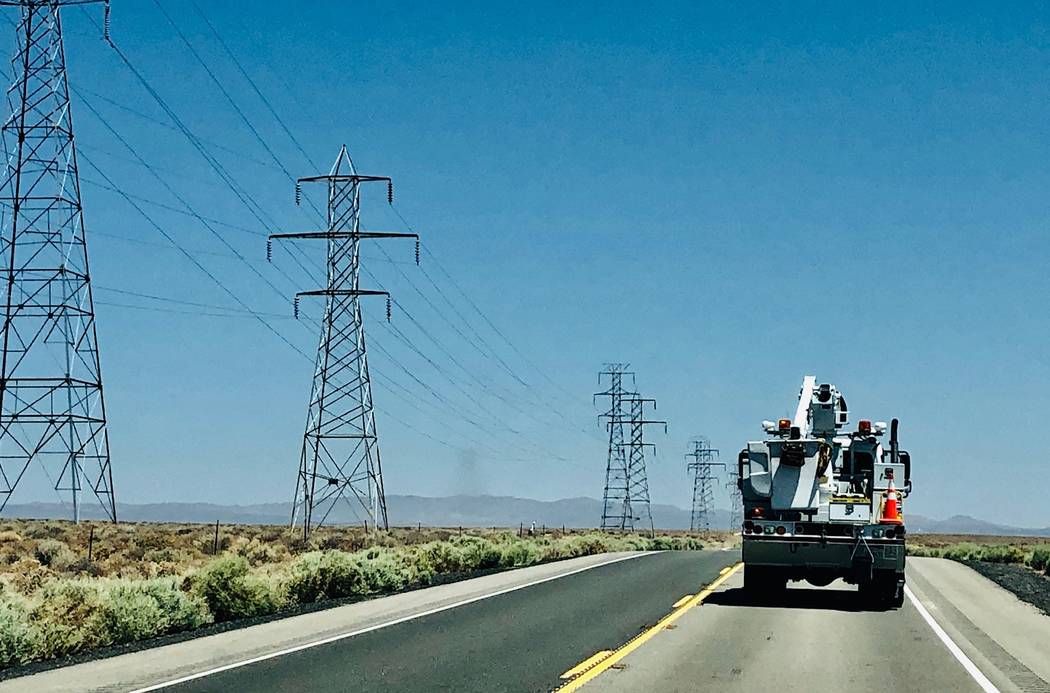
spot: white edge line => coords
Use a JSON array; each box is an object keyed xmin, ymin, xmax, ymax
[
  {"xmin": 904, "ymin": 584, "xmax": 1000, "ymax": 693},
  {"xmin": 128, "ymin": 551, "xmax": 659, "ymax": 693}
]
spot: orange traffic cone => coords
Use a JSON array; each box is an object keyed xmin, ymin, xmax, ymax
[{"xmin": 880, "ymin": 477, "xmax": 904, "ymax": 525}]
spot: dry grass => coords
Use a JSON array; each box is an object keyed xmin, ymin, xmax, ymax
[
  {"xmin": 0, "ymin": 520, "xmax": 733, "ymax": 584},
  {"xmin": 0, "ymin": 519, "xmax": 716, "ymax": 670},
  {"xmin": 908, "ymin": 534, "xmax": 1050, "ymax": 573}
]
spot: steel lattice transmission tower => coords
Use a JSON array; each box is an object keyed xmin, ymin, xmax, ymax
[
  {"xmin": 0, "ymin": 0, "xmax": 115, "ymax": 522},
  {"xmin": 686, "ymin": 438, "xmax": 723, "ymax": 534},
  {"xmin": 271, "ymin": 146, "xmax": 417, "ymax": 539},
  {"xmin": 725, "ymin": 466, "xmax": 743, "ymax": 533},
  {"xmin": 620, "ymin": 395, "xmax": 666, "ymax": 536},
  {"xmin": 595, "ymin": 363, "xmax": 633, "ymax": 531}
]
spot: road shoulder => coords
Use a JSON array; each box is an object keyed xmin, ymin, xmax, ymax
[{"xmin": 907, "ymin": 556, "xmax": 1050, "ymax": 692}]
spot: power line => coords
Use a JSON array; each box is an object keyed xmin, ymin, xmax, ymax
[
  {"xmin": 79, "ymin": 154, "xmax": 312, "ymax": 360},
  {"xmin": 94, "ymin": 286, "xmax": 291, "ymax": 317},
  {"xmin": 148, "ymin": 7, "xmax": 592, "ymax": 446},
  {"xmin": 85, "ymin": 5, "xmax": 593, "ymax": 472},
  {"xmin": 189, "ymin": 0, "xmax": 320, "ymax": 171}
]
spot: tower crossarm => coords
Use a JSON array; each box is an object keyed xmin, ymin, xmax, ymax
[
  {"xmin": 269, "ymin": 231, "xmax": 418, "ymax": 241},
  {"xmin": 295, "ymin": 289, "xmax": 390, "ymax": 299},
  {"xmin": 298, "ymin": 173, "xmax": 391, "ymax": 185}
]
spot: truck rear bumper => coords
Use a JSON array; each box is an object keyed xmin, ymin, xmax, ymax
[{"xmin": 742, "ymin": 535, "xmax": 905, "ymax": 580}]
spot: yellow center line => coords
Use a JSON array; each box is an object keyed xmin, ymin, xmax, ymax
[
  {"xmin": 554, "ymin": 562, "xmax": 743, "ymax": 692},
  {"xmin": 671, "ymin": 594, "xmax": 694, "ymax": 608},
  {"xmin": 560, "ymin": 650, "xmax": 614, "ymax": 679}
]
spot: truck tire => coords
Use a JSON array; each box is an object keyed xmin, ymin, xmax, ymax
[{"xmin": 861, "ymin": 570, "xmax": 902, "ymax": 608}]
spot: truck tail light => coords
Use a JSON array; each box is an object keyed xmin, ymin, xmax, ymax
[{"xmin": 775, "ymin": 525, "xmax": 786, "ymax": 535}]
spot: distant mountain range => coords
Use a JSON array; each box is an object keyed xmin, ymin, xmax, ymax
[{"xmin": 3, "ymin": 495, "xmax": 1048, "ymax": 537}]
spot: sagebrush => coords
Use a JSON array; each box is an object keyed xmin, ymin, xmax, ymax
[
  {"xmin": 0, "ymin": 521, "xmax": 708, "ymax": 670},
  {"xmin": 908, "ymin": 537, "xmax": 1050, "ymax": 576}
]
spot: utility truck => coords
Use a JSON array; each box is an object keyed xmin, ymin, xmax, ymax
[{"xmin": 738, "ymin": 376, "xmax": 910, "ymax": 606}]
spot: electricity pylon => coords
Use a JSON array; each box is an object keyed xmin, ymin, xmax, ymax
[
  {"xmin": 725, "ymin": 467, "xmax": 743, "ymax": 533},
  {"xmin": 686, "ymin": 438, "xmax": 722, "ymax": 534},
  {"xmin": 595, "ymin": 363, "xmax": 633, "ymax": 531},
  {"xmin": 271, "ymin": 146, "xmax": 417, "ymax": 539},
  {"xmin": 0, "ymin": 0, "xmax": 116, "ymax": 522},
  {"xmin": 620, "ymin": 395, "xmax": 665, "ymax": 536}
]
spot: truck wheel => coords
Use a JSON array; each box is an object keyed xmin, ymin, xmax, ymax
[{"xmin": 861, "ymin": 571, "xmax": 901, "ymax": 608}]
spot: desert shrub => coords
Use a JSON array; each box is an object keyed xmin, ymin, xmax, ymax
[
  {"xmin": 33, "ymin": 539, "xmax": 76, "ymax": 571},
  {"xmin": 396, "ymin": 547, "xmax": 437, "ymax": 586},
  {"xmin": 1028, "ymin": 545, "xmax": 1050, "ymax": 573},
  {"xmin": 30, "ymin": 576, "xmax": 209, "ymax": 659},
  {"xmin": 906, "ymin": 545, "xmax": 942, "ymax": 558},
  {"xmin": 450, "ymin": 536, "xmax": 501, "ymax": 571},
  {"xmin": 9, "ymin": 559, "xmax": 51, "ymax": 595},
  {"xmin": 358, "ymin": 548, "xmax": 412, "ymax": 593},
  {"xmin": 23, "ymin": 523, "xmax": 65, "ymax": 540},
  {"xmin": 237, "ymin": 539, "xmax": 290, "ymax": 567},
  {"xmin": 143, "ymin": 547, "xmax": 181, "ymax": 564},
  {"xmin": 95, "ymin": 583, "xmax": 165, "ymax": 645},
  {"xmin": 0, "ymin": 531, "xmax": 22, "ymax": 544},
  {"xmin": 499, "ymin": 541, "xmax": 541, "ymax": 568},
  {"xmin": 941, "ymin": 542, "xmax": 983, "ymax": 562},
  {"xmin": 132, "ymin": 579, "xmax": 212, "ymax": 632},
  {"xmin": 286, "ymin": 551, "xmax": 369, "ymax": 603},
  {"xmin": 559, "ymin": 534, "xmax": 612, "ymax": 558},
  {"xmin": 979, "ymin": 544, "xmax": 1026, "ymax": 564},
  {"xmin": 186, "ymin": 556, "xmax": 282, "ymax": 622},
  {"xmin": 30, "ymin": 580, "xmax": 106, "ymax": 657},
  {"xmin": 0, "ymin": 591, "xmax": 39, "ymax": 667},
  {"xmin": 422, "ymin": 540, "xmax": 464, "ymax": 573}
]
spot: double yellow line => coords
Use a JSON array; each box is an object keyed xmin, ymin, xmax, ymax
[{"xmin": 554, "ymin": 562, "xmax": 743, "ymax": 692}]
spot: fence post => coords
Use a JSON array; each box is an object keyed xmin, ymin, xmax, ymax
[
  {"xmin": 212, "ymin": 520, "xmax": 220, "ymax": 555},
  {"xmin": 87, "ymin": 526, "xmax": 95, "ymax": 563},
  {"xmin": 519, "ymin": 522, "xmax": 523, "ymax": 538}
]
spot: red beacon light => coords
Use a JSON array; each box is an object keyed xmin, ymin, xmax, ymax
[
  {"xmin": 778, "ymin": 418, "xmax": 791, "ymax": 432},
  {"xmin": 858, "ymin": 419, "xmax": 872, "ymax": 434}
]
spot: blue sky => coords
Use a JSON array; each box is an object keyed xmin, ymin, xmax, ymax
[{"xmin": 8, "ymin": 1, "xmax": 1050, "ymax": 526}]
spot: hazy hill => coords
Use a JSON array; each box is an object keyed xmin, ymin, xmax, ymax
[{"xmin": 2, "ymin": 496, "xmax": 1046, "ymax": 536}]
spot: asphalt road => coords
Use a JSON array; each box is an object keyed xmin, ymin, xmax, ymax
[
  {"xmin": 7, "ymin": 551, "xmax": 1048, "ymax": 692},
  {"xmin": 166, "ymin": 550, "xmax": 737, "ymax": 693},
  {"xmin": 575, "ymin": 556, "xmax": 1050, "ymax": 693},
  {"xmin": 586, "ymin": 569, "xmax": 983, "ymax": 692}
]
